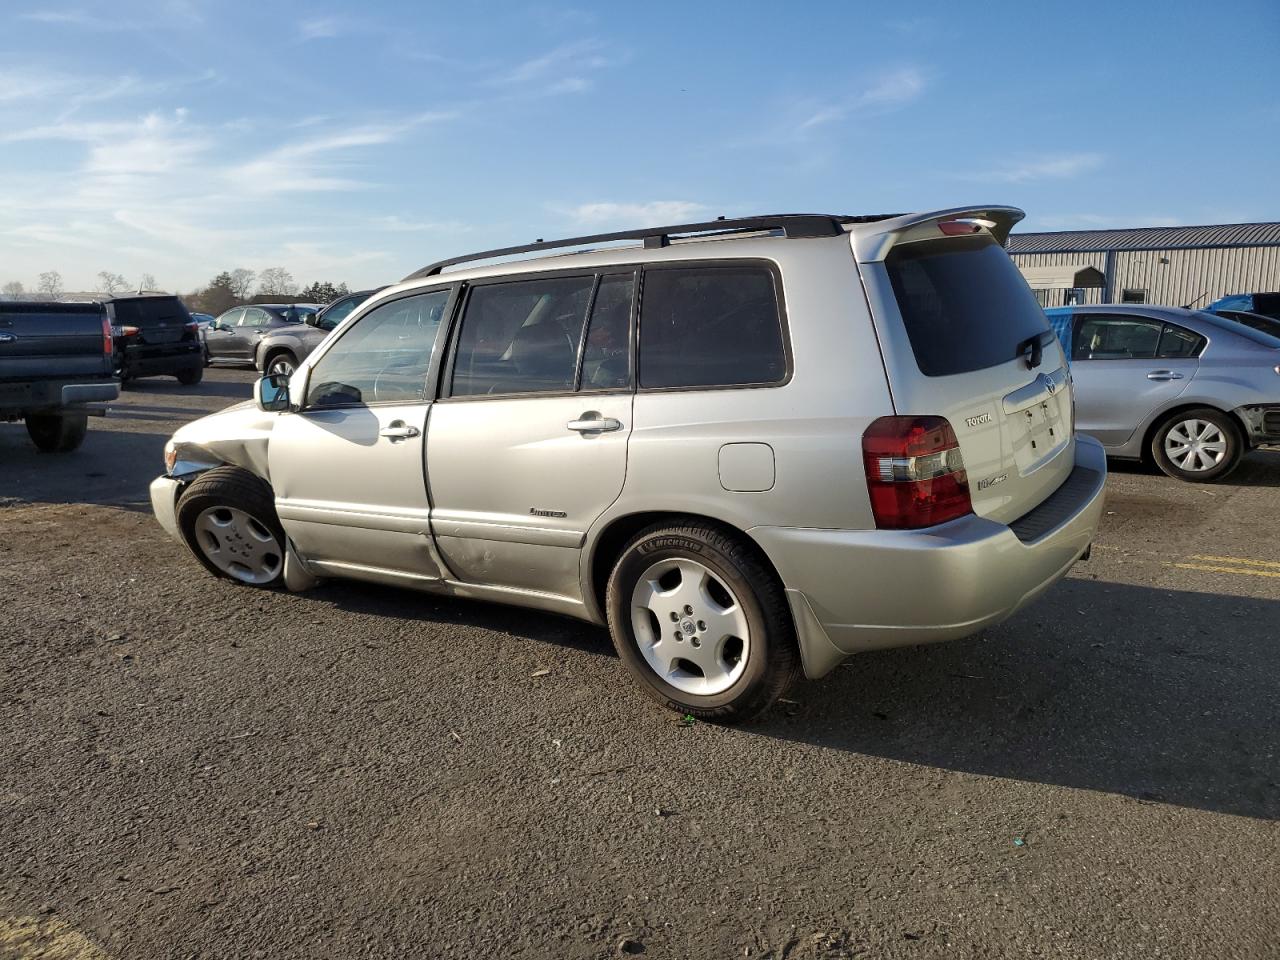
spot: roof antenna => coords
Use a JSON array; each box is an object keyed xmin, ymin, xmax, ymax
[{"xmin": 1182, "ymin": 290, "xmax": 1208, "ymax": 310}]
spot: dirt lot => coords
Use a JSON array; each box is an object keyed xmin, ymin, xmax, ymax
[{"xmin": 2, "ymin": 367, "xmax": 1278, "ymax": 960}]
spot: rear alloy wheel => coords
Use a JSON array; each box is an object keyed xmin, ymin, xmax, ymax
[
  {"xmin": 267, "ymin": 353, "xmax": 297, "ymax": 377},
  {"xmin": 25, "ymin": 413, "xmax": 88, "ymax": 453},
  {"xmin": 1151, "ymin": 407, "xmax": 1242, "ymax": 482},
  {"xmin": 606, "ymin": 521, "xmax": 798, "ymax": 721},
  {"xmin": 177, "ymin": 466, "xmax": 286, "ymax": 586}
]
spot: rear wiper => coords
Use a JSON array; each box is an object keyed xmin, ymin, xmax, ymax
[{"xmin": 1018, "ymin": 332, "xmax": 1045, "ymax": 370}]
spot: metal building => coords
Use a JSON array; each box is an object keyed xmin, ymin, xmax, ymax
[{"xmin": 1007, "ymin": 221, "xmax": 1280, "ymax": 309}]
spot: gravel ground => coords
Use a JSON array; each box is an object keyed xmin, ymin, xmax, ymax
[{"xmin": 2, "ymin": 367, "xmax": 1278, "ymax": 960}]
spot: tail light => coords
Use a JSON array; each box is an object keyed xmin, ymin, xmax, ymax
[
  {"xmin": 102, "ymin": 314, "xmax": 113, "ymax": 356},
  {"xmin": 184, "ymin": 321, "xmax": 199, "ymax": 333},
  {"xmin": 862, "ymin": 416, "xmax": 972, "ymax": 529},
  {"xmin": 119, "ymin": 325, "xmax": 140, "ymax": 337}
]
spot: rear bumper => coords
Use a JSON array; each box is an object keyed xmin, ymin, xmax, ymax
[
  {"xmin": 150, "ymin": 475, "xmax": 183, "ymax": 542},
  {"xmin": 751, "ymin": 436, "xmax": 1108, "ymax": 678},
  {"xmin": 120, "ymin": 344, "xmax": 202, "ymax": 377},
  {"xmin": 1235, "ymin": 404, "xmax": 1280, "ymax": 445},
  {"xmin": 0, "ymin": 377, "xmax": 118, "ymax": 413}
]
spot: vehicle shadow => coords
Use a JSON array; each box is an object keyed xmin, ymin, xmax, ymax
[
  {"xmin": 310, "ymin": 578, "xmax": 615, "ymax": 659},
  {"xmin": 1106, "ymin": 448, "xmax": 1280, "ymax": 487},
  {"xmin": 0, "ymin": 425, "xmax": 162, "ymax": 511},
  {"xmin": 122, "ymin": 377, "xmax": 252, "ymax": 401},
  {"xmin": 755, "ymin": 577, "xmax": 1280, "ymax": 820}
]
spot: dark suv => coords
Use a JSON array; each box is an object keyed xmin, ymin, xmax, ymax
[{"xmin": 109, "ymin": 294, "xmax": 204, "ymax": 385}]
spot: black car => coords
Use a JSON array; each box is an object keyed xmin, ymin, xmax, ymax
[
  {"xmin": 203, "ymin": 304, "xmax": 316, "ymax": 366},
  {"xmin": 1208, "ymin": 308, "xmax": 1280, "ymax": 340},
  {"xmin": 109, "ymin": 294, "xmax": 204, "ymax": 385},
  {"xmin": 253, "ymin": 289, "xmax": 383, "ymax": 376}
]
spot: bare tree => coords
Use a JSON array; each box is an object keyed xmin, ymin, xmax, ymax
[
  {"xmin": 1, "ymin": 281, "xmax": 24, "ymax": 301},
  {"xmin": 139, "ymin": 272, "xmax": 158, "ymax": 292},
  {"xmin": 37, "ymin": 271, "xmax": 63, "ymax": 299},
  {"xmin": 257, "ymin": 266, "xmax": 297, "ymax": 297},
  {"xmin": 229, "ymin": 268, "xmax": 256, "ymax": 300},
  {"xmin": 97, "ymin": 271, "xmax": 129, "ymax": 295}
]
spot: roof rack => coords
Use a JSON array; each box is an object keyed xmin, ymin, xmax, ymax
[{"xmin": 402, "ymin": 213, "xmax": 900, "ymax": 281}]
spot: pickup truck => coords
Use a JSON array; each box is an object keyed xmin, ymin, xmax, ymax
[{"xmin": 0, "ymin": 301, "xmax": 119, "ymax": 453}]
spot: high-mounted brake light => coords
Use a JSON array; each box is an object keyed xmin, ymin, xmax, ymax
[
  {"xmin": 862, "ymin": 416, "xmax": 972, "ymax": 529},
  {"xmin": 938, "ymin": 217, "xmax": 997, "ymax": 236}
]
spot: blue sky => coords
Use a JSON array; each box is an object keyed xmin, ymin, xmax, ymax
[{"xmin": 1, "ymin": 0, "xmax": 1277, "ymax": 293}]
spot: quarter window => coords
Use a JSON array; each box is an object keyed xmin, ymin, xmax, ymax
[
  {"xmin": 1156, "ymin": 323, "xmax": 1204, "ymax": 358},
  {"xmin": 306, "ymin": 290, "xmax": 449, "ymax": 407},
  {"xmin": 449, "ymin": 276, "xmax": 594, "ymax": 397},
  {"xmin": 639, "ymin": 265, "xmax": 785, "ymax": 389},
  {"xmin": 579, "ymin": 274, "xmax": 634, "ymax": 390}
]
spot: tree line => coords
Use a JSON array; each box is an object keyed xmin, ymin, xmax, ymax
[{"xmin": 0, "ymin": 267, "xmax": 349, "ymax": 313}]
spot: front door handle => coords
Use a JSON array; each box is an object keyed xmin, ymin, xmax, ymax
[
  {"xmin": 1147, "ymin": 370, "xmax": 1184, "ymax": 381},
  {"xmin": 567, "ymin": 412, "xmax": 622, "ymax": 434},
  {"xmin": 379, "ymin": 421, "xmax": 420, "ymax": 440}
]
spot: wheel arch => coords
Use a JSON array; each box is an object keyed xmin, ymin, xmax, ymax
[{"xmin": 584, "ymin": 509, "xmax": 791, "ymax": 625}]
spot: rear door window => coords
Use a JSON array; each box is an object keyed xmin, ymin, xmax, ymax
[
  {"xmin": 638, "ymin": 264, "xmax": 785, "ymax": 389},
  {"xmin": 885, "ymin": 235, "xmax": 1050, "ymax": 377},
  {"xmin": 579, "ymin": 273, "xmax": 634, "ymax": 391},
  {"xmin": 1073, "ymin": 315, "xmax": 1162, "ymax": 360}
]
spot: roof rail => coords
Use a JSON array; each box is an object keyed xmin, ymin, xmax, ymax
[{"xmin": 402, "ymin": 213, "xmax": 898, "ymax": 281}]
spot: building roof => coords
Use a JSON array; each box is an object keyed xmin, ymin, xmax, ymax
[{"xmin": 1007, "ymin": 221, "xmax": 1280, "ymax": 255}]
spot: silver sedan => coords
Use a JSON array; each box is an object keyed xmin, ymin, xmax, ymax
[{"xmin": 1046, "ymin": 305, "xmax": 1280, "ymax": 481}]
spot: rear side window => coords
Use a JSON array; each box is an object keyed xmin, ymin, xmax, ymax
[
  {"xmin": 111, "ymin": 297, "xmax": 190, "ymax": 327},
  {"xmin": 885, "ymin": 235, "xmax": 1049, "ymax": 377},
  {"xmin": 638, "ymin": 265, "xmax": 785, "ymax": 389},
  {"xmin": 1157, "ymin": 324, "xmax": 1204, "ymax": 358},
  {"xmin": 1073, "ymin": 315, "xmax": 1206, "ymax": 360}
]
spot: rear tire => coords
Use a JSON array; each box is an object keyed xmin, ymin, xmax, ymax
[
  {"xmin": 1151, "ymin": 407, "xmax": 1242, "ymax": 482},
  {"xmin": 176, "ymin": 466, "xmax": 286, "ymax": 587},
  {"xmin": 25, "ymin": 413, "xmax": 88, "ymax": 453},
  {"xmin": 177, "ymin": 365, "xmax": 203, "ymax": 386},
  {"xmin": 606, "ymin": 520, "xmax": 799, "ymax": 722}
]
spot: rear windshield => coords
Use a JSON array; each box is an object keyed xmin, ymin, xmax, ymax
[
  {"xmin": 885, "ymin": 234, "xmax": 1050, "ymax": 377},
  {"xmin": 1195, "ymin": 311, "xmax": 1280, "ymax": 349},
  {"xmin": 111, "ymin": 297, "xmax": 190, "ymax": 327}
]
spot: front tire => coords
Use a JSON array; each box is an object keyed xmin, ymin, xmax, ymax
[
  {"xmin": 1151, "ymin": 408, "xmax": 1242, "ymax": 482},
  {"xmin": 25, "ymin": 413, "xmax": 88, "ymax": 453},
  {"xmin": 606, "ymin": 521, "xmax": 799, "ymax": 722},
  {"xmin": 176, "ymin": 466, "xmax": 286, "ymax": 587}
]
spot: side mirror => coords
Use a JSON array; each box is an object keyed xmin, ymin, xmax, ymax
[
  {"xmin": 304, "ymin": 313, "xmax": 321, "ymax": 327},
  {"xmin": 254, "ymin": 373, "xmax": 292, "ymax": 412}
]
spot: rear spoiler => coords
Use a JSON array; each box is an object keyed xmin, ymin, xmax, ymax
[{"xmin": 848, "ymin": 206, "xmax": 1025, "ymax": 263}]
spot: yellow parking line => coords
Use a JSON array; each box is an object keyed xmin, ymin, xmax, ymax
[
  {"xmin": 1189, "ymin": 554, "xmax": 1280, "ymax": 570},
  {"xmin": 1170, "ymin": 562, "xmax": 1280, "ymax": 580}
]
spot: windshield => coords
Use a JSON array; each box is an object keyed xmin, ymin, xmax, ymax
[
  {"xmin": 885, "ymin": 234, "xmax": 1050, "ymax": 377},
  {"xmin": 1196, "ymin": 311, "xmax": 1280, "ymax": 349}
]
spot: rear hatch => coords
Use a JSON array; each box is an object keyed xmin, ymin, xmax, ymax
[
  {"xmin": 110, "ymin": 296, "xmax": 196, "ymax": 353},
  {"xmin": 0, "ymin": 302, "xmax": 111, "ymax": 382},
  {"xmin": 853, "ymin": 209, "xmax": 1075, "ymax": 524}
]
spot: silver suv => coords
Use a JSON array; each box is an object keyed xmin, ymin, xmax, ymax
[{"xmin": 150, "ymin": 208, "xmax": 1106, "ymax": 720}]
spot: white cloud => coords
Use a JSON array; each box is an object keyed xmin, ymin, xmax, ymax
[
  {"xmin": 960, "ymin": 152, "xmax": 1105, "ymax": 184},
  {"xmin": 790, "ymin": 67, "xmax": 928, "ymax": 136},
  {"xmin": 298, "ymin": 16, "xmax": 342, "ymax": 41},
  {"xmin": 489, "ymin": 39, "xmax": 617, "ymax": 95},
  {"xmin": 565, "ymin": 201, "xmax": 712, "ymax": 227}
]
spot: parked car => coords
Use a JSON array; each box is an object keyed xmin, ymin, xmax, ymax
[
  {"xmin": 109, "ymin": 294, "xmax": 204, "ymax": 385},
  {"xmin": 254, "ymin": 289, "xmax": 385, "ymax": 376},
  {"xmin": 1, "ymin": 300, "xmax": 119, "ymax": 452},
  {"xmin": 202, "ymin": 304, "xmax": 312, "ymax": 366},
  {"xmin": 150, "ymin": 208, "xmax": 1106, "ymax": 720},
  {"xmin": 1045, "ymin": 305, "xmax": 1280, "ymax": 481},
  {"xmin": 1207, "ymin": 308, "xmax": 1280, "ymax": 339},
  {"xmin": 1207, "ymin": 292, "xmax": 1280, "ymax": 322}
]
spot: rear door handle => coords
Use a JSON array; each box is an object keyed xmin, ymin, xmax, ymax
[
  {"xmin": 567, "ymin": 413, "xmax": 622, "ymax": 434},
  {"xmin": 379, "ymin": 421, "xmax": 420, "ymax": 440},
  {"xmin": 1147, "ymin": 370, "xmax": 1184, "ymax": 381}
]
